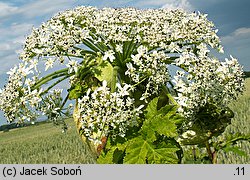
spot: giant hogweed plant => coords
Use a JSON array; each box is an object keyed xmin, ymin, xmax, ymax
[{"xmin": 0, "ymin": 6, "xmax": 248, "ymax": 164}]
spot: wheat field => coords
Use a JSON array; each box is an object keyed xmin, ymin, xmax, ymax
[{"xmin": 0, "ymin": 120, "xmax": 95, "ymax": 164}]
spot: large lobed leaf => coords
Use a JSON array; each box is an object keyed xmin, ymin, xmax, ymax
[
  {"xmin": 141, "ymin": 98, "xmax": 183, "ymax": 140},
  {"xmin": 124, "ymin": 136, "xmax": 179, "ymax": 164}
]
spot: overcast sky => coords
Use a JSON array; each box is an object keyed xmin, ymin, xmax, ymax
[{"xmin": 0, "ymin": 0, "xmax": 250, "ymax": 125}]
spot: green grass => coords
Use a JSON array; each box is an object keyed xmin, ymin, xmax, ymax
[
  {"xmin": 0, "ymin": 120, "xmax": 95, "ymax": 164},
  {"xmin": 0, "ymin": 79, "xmax": 249, "ymax": 164},
  {"xmin": 216, "ymin": 78, "xmax": 250, "ymax": 163}
]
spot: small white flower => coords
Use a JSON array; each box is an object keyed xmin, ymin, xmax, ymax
[
  {"xmin": 218, "ymin": 46, "xmax": 224, "ymax": 53},
  {"xmin": 30, "ymin": 59, "xmax": 38, "ymax": 72},
  {"xmin": 45, "ymin": 58, "xmax": 55, "ymax": 71},
  {"xmin": 116, "ymin": 44, "xmax": 123, "ymax": 53},
  {"xmin": 182, "ymin": 130, "xmax": 196, "ymax": 139},
  {"xmin": 25, "ymin": 78, "xmax": 33, "ymax": 86},
  {"xmin": 97, "ymin": 80, "xmax": 109, "ymax": 93},
  {"xmin": 168, "ymin": 42, "xmax": 180, "ymax": 53},
  {"xmin": 78, "ymin": 81, "xmax": 143, "ymax": 144},
  {"xmin": 125, "ymin": 62, "xmax": 135, "ymax": 76},
  {"xmin": 7, "ymin": 66, "xmax": 17, "ymax": 76},
  {"xmin": 103, "ymin": 50, "xmax": 115, "ymax": 62},
  {"xmin": 33, "ymin": 48, "xmax": 43, "ymax": 54},
  {"xmin": 116, "ymin": 83, "xmax": 131, "ymax": 96},
  {"xmin": 66, "ymin": 59, "xmax": 78, "ymax": 73}
]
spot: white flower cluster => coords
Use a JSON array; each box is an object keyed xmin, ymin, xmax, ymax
[
  {"xmin": 125, "ymin": 46, "xmax": 170, "ymax": 100},
  {"xmin": 19, "ymin": 6, "xmax": 222, "ymax": 64},
  {"xmin": 40, "ymin": 89, "xmax": 65, "ymax": 122},
  {"xmin": 0, "ymin": 60, "xmax": 68, "ymax": 123},
  {"xmin": 16, "ymin": 6, "xmax": 225, "ymax": 108},
  {"xmin": 77, "ymin": 81, "xmax": 143, "ymax": 145},
  {"xmin": 0, "ymin": 60, "xmax": 41, "ymax": 122},
  {"xmin": 172, "ymin": 44, "xmax": 245, "ymax": 118}
]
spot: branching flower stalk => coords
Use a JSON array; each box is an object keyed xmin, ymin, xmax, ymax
[{"xmin": 0, "ymin": 6, "xmax": 246, "ymax": 163}]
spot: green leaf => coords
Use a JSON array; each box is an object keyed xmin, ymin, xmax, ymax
[
  {"xmin": 147, "ymin": 147, "xmax": 180, "ymax": 164},
  {"xmin": 124, "ymin": 137, "xmax": 149, "ymax": 164},
  {"xmin": 214, "ymin": 134, "xmax": 250, "ymax": 154},
  {"xmin": 157, "ymin": 90, "xmax": 169, "ymax": 110},
  {"xmin": 223, "ymin": 145, "xmax": 248, "ymax": 157},
  {"xmin": 148, "ymin": 138, "xmax": 180, "ymax": 164},
  {"xmin": 141, "ymin": 98, "xmax": 183, "ymax": 139},
  {"xmin": 112, "ymin": 142, "xmax": 127, "ymax": 163},
  {"xmin": 145, "ymin": 98, "xmax": 158, "ymax": 120},
  {"xmin": 94, "ymin": 60, "xmax": 114, "ymax": 85},
  {"xmin": 140, "ymin": 125, "xmax": 156, "ymax": 142},
  {"xmin": 97, "ymin": 139, "xmax": 114, "ymax": 164},
  {"xmin": 112, "ymin": 148, "xmax": 125, "ymax": 164},
  {"xmin": 124, "ymin": 136, "xmax": 179, "ymax": 164},
  {"xmin": 97, "ymin": 148, "xmax": 115, "ymax": 164},
  {"xmin": 68, "ymin": 83, "xmax": 87, "ymax": 99},
  {"xmin": 155, "ymin": 115, "xmax": 178, "ymax": 137},
  {"xmin": 97, "ymin": 140, "xmax": 127, "ymax": 164},
  {"xmin": 158, "ymin": 105, "xmax": 177, "ymax": 118},
  {"xmin": 97, "ymin": 98, "xmax": 183, "ymax": 164}
]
